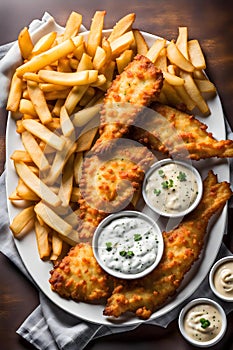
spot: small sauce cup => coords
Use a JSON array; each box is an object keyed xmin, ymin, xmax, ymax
[
  {"xmin": 178, "ymin": 298, "xmax": 227, "ymax": 348},
  {"xmin": 142, "ymin": 158, "xmax": 203, "ymax": 218},
  {"xmin": 92, "ymin": 210, "xmax": 164, "ymax": 279},
  {"xmin": 209, "ymin": 256, "xmax": 233, "ymax": 302}
]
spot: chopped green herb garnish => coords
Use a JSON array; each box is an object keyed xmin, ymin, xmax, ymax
[
  {"xmin": 119, "ymin": 250, "xmax": 135, "ymax": 258},
  {"xmin": 200, "ymin": 318, "xmax": 211, "ymax": 329},
  {"xmin": 134, "ymin": 233, "xmax": 142, "ymax": 241},
  {"xmin": 162, "ymin": 179, "xmax": 174, "ymax": 189},
  {"xmin": 177, "ymin": 171, "xmax": 187, "ymax": 182},
  {"xmin": 120, "ymin": 250, "xmax": 127, "ymax": 257},
  {"xmin": 153, "ymin": 189, "xmax": 161, "ymax": 196},
  {"xmin": 158, "ymin": 169, "xmax": 165, "ymax": 178},
  {"xmin": 105, "ymin": 242, "xmax": 112, "ymax": 252}
]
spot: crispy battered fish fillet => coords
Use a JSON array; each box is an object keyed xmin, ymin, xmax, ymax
[
  {"xmin": 92, "ymin": 54, "xmax": 163, "ymax": 152},
  {"xmin": 103, "ymin": 171, "xmax": 232, "ymax": 319},
  {"xmin": 77, "ymin": 141, "xmax": 155, "ymax": 239},
  {"xmin": 133, "ymin": 103, "xmax": 233, "ymax": 160},
  {"xmin": 49, "ymin": 242, "xmax": 114, "ymax": 302}
]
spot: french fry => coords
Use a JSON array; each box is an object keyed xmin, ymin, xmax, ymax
[
  {"xmin": 180, "ymin": 70, "xmax": 210, "ymax": 115},
  {"xmin": 188, "ymin": 39, "xmax": 206, "ymax": 70},
  {"xmin": 16, "ymin": 39, "xmax": 77, "ymax": 77},
  {"xmin": 167, "ymin": 41, "xmax": 195, "ymax": 72},
  {"xmin": 163, "ymin": 71, "xmax": 184, "ymax": 86},
  {"xmin": 108, "ymin": 13, "xmax": 136, "ymax": 43},
  {"xmin": 50, "ymin": 231, "xmax": 63, "ymax": 261},
  {"xmin": 38, "ymin": 69, "xmax": 98, "ymax": 86},
  {"xmin": 86, "ymin": 11, "xmax": 106, "ymax": 57},
  {"xmin": 22, "ymin": 119, "xmax": 65, "ymax": 151},
  {"xmin": 79, "ymin": 87, "xmax": 95, "ymax": 106},
  {"xmin": 72, "ymin": 104, "xmax": 101, "ymax": 127},
  {"xmin": 63, "ymin": 11, "xmax": 82, "ymax": 41},
  {"xmin": 27, "ymin": 80, "xmax": 53, "ymax": 124},
  {"xmin": 73, "ymin": 152, "xmax": 83, "ymax": 185},
  {"xmin": 16, "ymin": 178, "xmax": 40, "ymax": 201},
  {"xmin": 30, "ymin": 31, "xmax": 57, "ymax": 57},
  {"xmin": 154, "ymin": 48, "xmax": 167, "ymax": 71},
  {"xmin": 34, "ymin": 201, "xmax": 79, "ymax": 245},
  {"xmin": 21, "ymin": 131, "xmax": 50, "ymax": 171},
  {"xmin": 146, "ymin": 38, "xmax": 166, "ymax": 63},
  {"xmin": 194, "ymin": 79, "xmax": 216, "ymax": 94},
  {"xmin": 10, "ymin": 150, "xmax": 32, "ymax": 163},
  {"xmin": 116, "ymin": 49, "xmax": 133, "ymax": 74},
  {"xmin": 58, "ymin": 154, "xmax": 74, "ymax": 207},
  {"xmin": 176, "ymin": 27, "xmax": 189, "ymax": 59},
  {"xmin": 60, "ymin": 105, "xmax": 75, "ymax": 137},
  {"xmin": 18, "ymin": 27, "xmax": 34, "ymax": 59},
  {"xmin": 93, "ymin": 46, "xmax": 107, "ymax": 70},
  {"xmin": 14, "ymin": 161, "xmax": 62, "ymax": 206},
  {"xmin": 110, "ymin": 31, "xmax": 135, "ymax": 59},
  {"xmin": 35, "ymin": 219, "xmax": 51, "ymax": 259},
  {"xmin": 70, "ymin": 186, "xmax": 81, "ymax": 202},
  {"xmin": 133, "ymin": 29, "xmax": 148, "ymax": 56},
  {"xmin": 10, "ymin": 205, "xmax": 35, "ymax": 237},
  {"xmin": 64, "ymin": 85, "xmax": 89, "ymax": 114},
  {"xmin": 76, "ymin": 126, "xmax": 99, "ymax": 152},
  {"xmin": 6, "ymin": 72, "xmax": 23, "ymax": 112},
  {"xmin": 19, "ymin": 98, "xmax": 37, "ymax": 117}
]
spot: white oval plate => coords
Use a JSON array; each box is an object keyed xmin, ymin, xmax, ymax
[{"xmin": 6, "ymin": 26, "xmax": 230, "ymax": 326}]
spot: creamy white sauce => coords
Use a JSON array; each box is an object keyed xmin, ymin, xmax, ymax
[
  {"xmin": 145, "ymin": 162, "xmax": 198, "ymax": 215},
  {"xmin": 184, "ymin": 304, "xmax": 222, "ymax": 342},
  {"xmin": 97, "ymin": 216, "xmax": 160, "ymax": 275},
  {"xmin": 214, "ymin": 261, "xmax": 233, "ymax": 298}
]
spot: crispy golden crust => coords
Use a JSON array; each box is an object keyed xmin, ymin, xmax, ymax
[
  {"xmin": 92, "ymin": 55, "xmax": 163, "ymax": 151},
  {"xmin": 49, "ymin": 242, "xmax": 114, "ymax": 302},
  {"xmin": 133, "ymin": 103, "xmax": 233, "ymax": 160},
  {"xmin": 103, "ymin": 171, "xmax": 232, "ymax": 319},
  {"xmin": 77, "ymin": 141, "xmax": 155, "ymax": 238}
]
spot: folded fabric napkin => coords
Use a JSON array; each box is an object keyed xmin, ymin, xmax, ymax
[{"xmin": 0, "ymin": 12, "xmax": 233, "ymax": 350}]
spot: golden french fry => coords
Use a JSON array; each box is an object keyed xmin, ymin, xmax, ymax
[
  {"xmin": 50, "ymin": 231, "xmax": 63, "ymax": 261},
  {"xmin": 108, "ymin": 13, "xmax": 136, "ymax": 43},
  {"xmin": 27, "ymin": 80, "xmax": 53, "ymax": 124},
  {"xmin": 93, "ymin": 46, "xmax": 107, "ymax": 70},
  {"xmin": 76, "ymin": 126, "xmax": 99, "ymax": 152},
  {"xmin": 58, "ymin": 154, "xmax": 74, "ymax": 207},
  {"xmin": 110, "ymin": 31, "xmax": 135, "ymax": 59},
  {"xmin": 22, "ymin": 119, "xmax": 65, "ymax": 151},
  {"xmin": 35, "ymin": 219, "xmax": 51, "ymax": 259},
  {"xmin": 18, "ymin": 27, "xmax": 34, "ymax": 59},
  {"xmin": 60, "ymin": 105, "xmax": 75, "ymax": 137},
  {"xmin": 34, "ymin": 201, "xmax": 79, "ymax": 245},
  {"xmin": 73, "ymin": 152, "xmax": 83, "ymax": 185},
  {"xmin": 86, "ymin": 11, "xmax": 106, "ymax": 57},
  {"xmin": 174, "ymin": 85, "xmax": 196, "ymax": 111},
  {"xmin": 116, "ymin": 49, "xmax": 133, "ymax": 74},
  {"xmin": 63, "ymin": 11, "xmax": 82, "ymax": 41},
  {"xmin": 167, "ymin": 41, "xmax": 195, "ymax": 72},
  {"xmin": 79, "ymin": 87, "xmax": 95, "ymax": 106},
  {"xmin": 180, "ymin": 70, "xmax": 210, "ymax": 115},
  {"xmin": 14, "ymin": 161, "xmax": 62, "ymax": 206},
  {"xmin": 162, "ymin": 80, "xmax": 183, "ymax": 107},
  {"xmin": 6, "ymin": 72, "xmax": 23, "ymax": 112},
  {"xmin": 194, "ymin": 79, "xmax": 216, "ymax": 93},
  {"xmin": 23, "ymin": 72, "xmax": 43, "ymax": 83},
  {"xmin": 45, "ymin": 89, "xmax": 71, "ymax": 101},
  {"xmin": 188, "ymin": 39, "xmax": 206, "ymax": 70},
  {"xmin": 10, "ymin": 150, "xmax": 32, "ymax": 163},
  {"xmin": 16, "ymin": 178, "xmax": 40, "ymax": 201},
  {"xmin": 163, "ymin": 71, "xmax": 184, "ymax": 86},
  {"xmin": 31, "ymin": 31, "xmax": 57, "ymax": 57},
  {"xmin": 154, "ymin": 48, "xmax": 167, "ymax": 71},
  {"xmin": 16, "ymin": 39, "xmax": 77, "ymax": 77},
  {"xmin": 64, "ymin": 85, "xmax": 89, "ymax": 115},
  {"xmin": 133, "ymin": 29, "xmax": 148, "ymax": 55},
  {"xmin": 21, "ymin": 131, "xmax": 50, "ymax": 171},
  {"xmin": 38, "ymin": 69, "xmax": 98, "ymax": 86},
  {"xmin": 90, "ymin": 74, "xmax": 107, "ymax": 88},
  {"xmin": 39, "ymin": 83, "xmax": 68, "ymax": 92},
  {"xmin": 176, "ymin": 27, "xmax": 189, "ymax": 59},
  {"xmin": 146, "ymin": 39, "xmax": 166, "ymax": 63},
  {"xmin": 72, "ymin": 104, "xmax": 101, "ymax": 127},
  {"xmin": 19, "ymin": 98, "xmax": 37, "ymax": 117},
  {"xmin": 10, "ymin": 205, "xmax": 35, "ymax": 236},
  {"xmin": 70, "ymin": 187, "xmax": 81, "ymax": 202}
]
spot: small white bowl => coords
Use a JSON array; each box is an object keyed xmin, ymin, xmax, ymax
[
  {"xmin": 142, "ymin": 158, "xmax": 203, "ymax": 218},
  {"xmin": 92, "ymin": 210, "xmax": 164, "ymax": 279},
  {"xmin": 178, "ymin": 298, "xmax": 227, "ymax": 348},
  {"xmin": 209, "ymin": 256, "xmax": 233, "ymax": 302}
]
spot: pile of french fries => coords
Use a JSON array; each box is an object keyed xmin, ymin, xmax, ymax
[{"xmin": 7, "ymin": 11, "xmax": 216, "ymax": 261}]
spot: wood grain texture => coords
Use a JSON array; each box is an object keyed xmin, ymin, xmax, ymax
[{"xmin": 0, "ymin": 1, "xmax": 232, "ymax": 349}]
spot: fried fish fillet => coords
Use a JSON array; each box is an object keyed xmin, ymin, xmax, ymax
[
  {"xmin": 77, "ymin": 141, "xmax": 155, "ymax": 239},
  {"xmin": 92, "ymin": 54, "xmax": 163, "ymax": 152},
  {"xmin": 103, "ymin": 171, "xmax": 232, "ymax": 319},
  {"xmin": 132, "ymin": 103, "xmax": 233, "ymax": 160},
  {"xmin": 49, "ymin": 242, "xmax": 114, "ymax": 302}
]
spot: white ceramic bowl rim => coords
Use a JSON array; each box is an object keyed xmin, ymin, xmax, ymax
[
  {"xmin": 178, "ymin": 297, "xmax": 227, "ymax": 347},
  {"xmin": 142, "ymin": 158, "xmax": 203, "ymax": 218},
  {"xmin": 92, "ymin": 210, "xmax": 164, "ymax": 280},
  {"xmin": 209, "ymin": 255, "xmax": 233, "ymax": 302}
]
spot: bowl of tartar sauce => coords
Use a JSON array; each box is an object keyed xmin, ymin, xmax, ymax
[
  {"xmin": 178, "ymin": 298, "xmax": 227, "ymax": 347},
  {"xmin": 209, "ymin": 256, "xmax": 233, "ymax": 302},
  {"xmin": 92, "ymin": 210, "xmax": 164, "ymax": 279},
  {"xmin": 142, "ymin": 158, "xmax": 203, "ymax": 218}
]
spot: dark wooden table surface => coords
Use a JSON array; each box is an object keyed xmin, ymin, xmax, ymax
[{"xmin": 0, "ymin": 1, "xmax": 233, "ymax": 349}]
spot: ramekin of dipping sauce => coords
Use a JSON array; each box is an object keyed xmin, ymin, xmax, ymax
[
  {"xmin": 209, "ymin": 256, "xmax": 233, "ymax": 302},
  {"xmin": 142, "ymin": 158, "xmax": 203, "ymax": 218},
  {"xmin": 178, "ymin": 298, "xmax": 227, "ymax": 348},
  {"xmin": 92, "ymin": 210, "xmax": 164, "ymax": 279}
]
